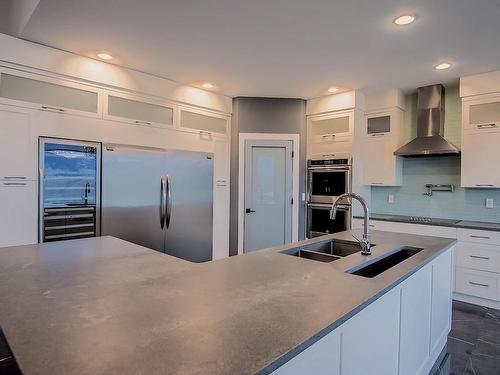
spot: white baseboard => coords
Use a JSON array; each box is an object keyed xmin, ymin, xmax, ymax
[{"xmin": 453, "ymin": 292, "xmax": 500, "ymax": 310}]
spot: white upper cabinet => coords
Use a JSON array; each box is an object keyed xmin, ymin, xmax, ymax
[
  {"xmin": 307, "ymin": 110, "xmax": 354, "ymax": 159},
  {"xmin": 461, "ymin": 130, "xmax": 500, "ymax": 188},
  {"xmin": 104, "ymin": 91, "xmax": 174, "ymax": 128},
  {"xmin": 0, "ymin": 68, "xmax": 101, "ymax": 118},
  {"xmin": 0, "ymin": 107, "xmax": 36, "ymax": 181},
  {"xmin": 360, "ymin": 108, "xmax": 404, "ymax": 186},
  {"xmin": 178, "ymin": 107, "xmax": 229, "ymax": 139},
  {"xmin": 463, "ymin": 94, "xmax": 500, "ymax": 133}
]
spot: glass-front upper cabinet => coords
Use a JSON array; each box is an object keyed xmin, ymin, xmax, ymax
[
  {"xmin": 463, "ymin": 95, "xmax": 500, "ymax": 133},
  {"xmin": 363, "ymin": 108, "xmax": 404, "ymax": 139},
  {"xmin": 178, "ymin": 107, "xmax": 229, "ymax": 138},
  {"xmin": 308, "ymin": 110, "xmax": 353, "ymax": 144},
  {"xmin": 104, "ymin": 92, "xmax": 174, "ymax": 128},
  {"xmin": 0, "ymin": 68, "xmax": 101, "ymax": 117}
]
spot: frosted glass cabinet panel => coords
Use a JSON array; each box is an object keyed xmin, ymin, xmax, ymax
[
  {"xmin": 0, "ymin": 73, "xmax": 98, "ymax": 114},
  {"xmin": 470, "ymin": 101, "xmax": 500, "ymax": 126},
  {"xmin": 367, "ymin": 115, "xmax": 391, "ymax": 134},
  {"xmin": 311, "ymin": 116, "xmax": 350, "ymax": 136},
  {"xmin": 180, "ymin": 109, "xmax": 227, "ymax": 135},
  {"xmin": 107, "ymin": 95, "xmax": 174, "ymax": 127}
]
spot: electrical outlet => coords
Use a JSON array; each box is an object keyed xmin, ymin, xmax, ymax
[
  {"xmin": 486, "ymin": 198, "xmax": 494, "ymax": 209},
  {"xmin": 301, "ymin": 193, "xmax": 306, "ymax": 201},
  {"xmin": 388, "ymin": 194, "xmax": 395, "ymax": 204}
]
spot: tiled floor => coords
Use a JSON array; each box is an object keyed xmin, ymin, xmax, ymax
[{"xmin": 448, "ymin": 300, "xmax": 500, "ymax": 374}]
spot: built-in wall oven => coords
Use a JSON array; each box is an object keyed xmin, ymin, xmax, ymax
[
  {"xmin": 307, "ymin": 158, "xmax": 351, "ymax": 203},
  {"xmin": 307, "ymin": 203, "xmax": 351, "ymax": 238},
  {"xmin": 306, "ymin": 158, "xmax": 352, "ymax": 238}
]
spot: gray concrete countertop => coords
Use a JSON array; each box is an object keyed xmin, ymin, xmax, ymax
[
  {"xmin": 0, "ymin": 232, "xmax": 456, "ymax": 375},
  {"xmin": 354, "ymin": 213, "xmax": 500, "ymax": 232}
]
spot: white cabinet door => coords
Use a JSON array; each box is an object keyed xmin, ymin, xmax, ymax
[
  {"xmin": 104, "ymin": 92, "xmax": 174, "ymax": 128},
  {"xmin": 361, "ymin": 138, "xmax": 402, "ymax": 186},
  {"xmin": 0, "ymin": 108, "xmax": 37, "ymax": 180},
  {"xmin": 178, "ymin": 107, "xmax": 229, "ymax": 138},
  {"xmin": 461, "ymin": 130, "xmax": 500, "ymax": 188},
  {"xmin": 463, "ymin": 95, "xmax": 500, "ymax": 133},
  {"xmin": 0, "ymin": 68, "xmax": 101, "ymax": 118},
  {"xmin": 430, "ymin": 249, "xmax": 453, "ymax": 356},
  {"xmin": 399, "ymin": 264, "xmax": 432, "ymax": 375},
  {"xmin": 341, "ymin": 287, "xmax": 400, "ymax": 375},
  {"xmin": 272, "ymin": 330, "xmax": 341, "ymax": 375},
  {"xmin": 0, "ymin": 181, "xmax": 38, "ymax": 247}
]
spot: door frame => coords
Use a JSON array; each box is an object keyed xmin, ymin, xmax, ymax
[{"xmin": 238, "ymin": 133, "xmax": 300, "ymax": 255}]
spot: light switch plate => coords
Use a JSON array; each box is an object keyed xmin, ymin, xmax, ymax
[
  {"xmin": 388, "ymin": 194, "xmax": 395, "ymax": 204},
  {"xmin": 302, "ymin": 193, "xmax": 306, "ymax": 201},
  {"xmin": 486, "ymin": 198, "xmax": 494, "ymax": 209}
]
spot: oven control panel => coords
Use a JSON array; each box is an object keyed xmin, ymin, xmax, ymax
[{"xmin": 308, "ymin": 158, "xmax": 350, "ymax": 167}]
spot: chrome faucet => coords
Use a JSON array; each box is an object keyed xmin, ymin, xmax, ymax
[{"xmin": 330, "ymin": 192, "xmax": 372, "ymax": 256}]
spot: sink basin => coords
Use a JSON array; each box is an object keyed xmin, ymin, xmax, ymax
[
  {"xmin": 280, "ymin": 239, "xmax": 373, "ymax": 263},
  {"xmin": 347, "ymin": 246, "xmax": 423, "ymax": 278},
  {"xmin": 302, "ymin": 239, "xmax": 375, "ymax": 257}
]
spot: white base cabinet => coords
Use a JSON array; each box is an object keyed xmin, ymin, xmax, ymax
[
  {"xmin": 0, "ymin": 180, "xmax": 38, "ymax": 247},
  {"xmin": 271, "ymin": 247, "xmax": 453, "ymax": 375}
]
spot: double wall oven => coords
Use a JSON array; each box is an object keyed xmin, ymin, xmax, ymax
[{"xmin": 307, "ymin": 158, "xmax": 351, "ymax": 238}]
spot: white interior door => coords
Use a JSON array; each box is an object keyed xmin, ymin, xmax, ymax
[{"xmin": 244, "ymin": 140, "xmax": 293, "ymax": 252}]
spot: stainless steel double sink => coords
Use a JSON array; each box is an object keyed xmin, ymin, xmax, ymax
[{"xmin": 280, "ymin": 239, "xmax": 423, "ymax": 278}]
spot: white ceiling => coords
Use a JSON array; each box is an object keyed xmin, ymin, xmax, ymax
[{"xmin": 16, "ymin": 0, "xmax": 500, "ymax": 98}]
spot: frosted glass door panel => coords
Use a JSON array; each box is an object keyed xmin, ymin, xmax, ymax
[
  {"xmin": 244, "ymin": 141, "xmax": 292, "ymax": 252},
  {"xmin": 311, "ymin": 116, "xmax": 349, "ymax": 136},
  {"xmin": 180, "ymin": 110, "xmax": 227, "ymax": 134},
  {"xmin": 0, "ymin": 73, "xmax": 98, "ymax": 113},
  {"xmin": 470, "ymin": 101, "xmax": 500, "ymax": 125},
  {"xmin": 108, "ymin": 95, "xmax": 173, "ymax": 126},
  {"xmin": 367, "ymin": 115, "xmax": 391, "ymax": 134}
]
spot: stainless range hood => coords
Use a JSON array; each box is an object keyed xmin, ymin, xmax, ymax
[{"xmin": 394, "ymin": 84, "xmax": 460, "ymax": 156}]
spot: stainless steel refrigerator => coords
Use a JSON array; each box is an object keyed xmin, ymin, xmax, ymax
[{"xmin": 101, "ymin": 144, "xmax": 213, "ymax": 262}]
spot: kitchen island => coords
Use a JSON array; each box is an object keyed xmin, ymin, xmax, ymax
[{"xmin": 0, "ymin": 230, "xmax": 455, "ymax": 375}]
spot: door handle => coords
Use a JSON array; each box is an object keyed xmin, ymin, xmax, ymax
[
  {"xmin": 160, "ymin": 176, "xmax": 166, "ymax": 229},
  {"xmin": 245, "ymin": 208, "xmax": 256, "ymax": 213},
  {"xmin": 165, "ymin": 175, "xmax": 172, "ymax": 229}
]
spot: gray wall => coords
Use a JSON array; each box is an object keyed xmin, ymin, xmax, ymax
[{"xmin": 230, "ymin": 97, "xmax": 307, "ymax": 256}]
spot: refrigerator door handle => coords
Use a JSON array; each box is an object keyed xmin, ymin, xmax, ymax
[
  {"xmin": 165, "ymin": 174, "xmax": 172, "ymax": 229},
  {"xmin": 160, "ymin": 175, "xmax": 166, "ymax": 229}
]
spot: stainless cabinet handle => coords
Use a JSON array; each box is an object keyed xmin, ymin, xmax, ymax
[
  {"xmin": 470, "ymin": 255, "xmax": 490, "ymax": 260},
  {"xmin": 41, "ymin": 105, "xmax": 65, "ymax": 113},
  {"xmin": 361, "ymin": 224, "xmax": 375, "ymax": 227},
  {"xmin": 321, "ymin": 134, "xmax": 335, "ymax": 140},
  {"xmin": 165, "ymin": 175, "xmax": 172, "ymax": 229},
  {"xmin": 371, "ymin": 182, "xmax": 384, "ymax": 185},
  {"xmin": 3, "ymin": 176, "xmax": 27, "ymax": 180},
  {"xmin": 470, "ymin": 235, "xmax": 490, "ymax": 239},
  {"xmin": 476, "ymin": 123, "xmax": 498, "ymax": 129},
  {"xmin": 199, "ymin": 131, "xmax": 212, "ymax": 136},
  {"xmin": 475, "ymin": 184, "xmax": 494, "ymax": 187},
  {"xmin": 135, "ymin": 120, "xmax": 152, "ymax": 125},
  {"xmin": 2, "ymin": 182, "xmax": 27, "ymax": 186},
  {"xmin": 469, "ymin": 281, "xmax": 489, "ymax": 287},
  {"xmin": 160, "ymin": 176, "xmax": 166, "ymax": 229},
  {"xmin": 322, "ymin": 154, "xmax": 336, "ymax": 158},
  {"xmin": 370, "ymin": 133, "xmax": 385, "ymax": 137}
]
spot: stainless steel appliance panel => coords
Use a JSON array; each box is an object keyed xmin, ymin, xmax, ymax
[
  {"xmin": 101, "ymin": 144, "xmax": 167, "ymax": 252},
  {"xmin": 163, "ymin": 150, "xmax": 213, "ymax": 262},
  {"xmin": 307, "ymin": 159, "xmax": 351, "ymax": 204}
]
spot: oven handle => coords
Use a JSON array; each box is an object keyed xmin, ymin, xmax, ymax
[
  {"xmin": 307, "ymin": 203, "xmax": 350, "ymax": 210},
  {"xmin": 307, "ymin": 166, "xmax": 350, "ymax": 171}
]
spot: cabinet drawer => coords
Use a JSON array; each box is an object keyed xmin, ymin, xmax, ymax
[
  {"xmin": 455, "ymin": 242, "xmax": 500, "ymax": 273},
  {"xmin": 455, "ymin": 267, "xmax": 499, "ymax": 300},
  {"xmin": 457, "ymin": 228, "xmax": 500, "ymax": 246}
]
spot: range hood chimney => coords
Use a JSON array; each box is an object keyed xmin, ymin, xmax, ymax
[{"xmin": 394, "ymin": 84, "xmax": 460, "ymax": 157}]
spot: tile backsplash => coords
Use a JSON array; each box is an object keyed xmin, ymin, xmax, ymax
[
  {"xmin": 371, "ymin": 86, "xmax": 500, "ymax": 223},
  {"xmin": 371, "ymin": 156, "xmax": 500, "ymax": 223}
]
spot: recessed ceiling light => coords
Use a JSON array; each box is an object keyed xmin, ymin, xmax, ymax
[
  {"xmin": 97, "ymin": 52, "xmax": 113, "ymax": 60},
  {"xmin": 328, "ymin": 86, "xmax": 339, "ymax": 93},
  {"xmin": 434, "ymin": 62, "xmax": 452, "ymax": 70},
  {"xmin": 201, "ymin": 82, "xmax": 215, "ymax": 89},
  {"xmin": 393, "ymin": 14, "xmax": 416, "ymax": 26}
]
